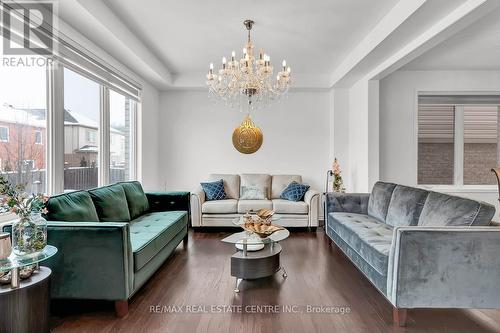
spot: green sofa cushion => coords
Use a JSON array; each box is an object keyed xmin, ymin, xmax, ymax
[
  {"xmin": 88, "ymin": 185, "xmax": 131, "ymax": 222},
  {"xmin": 129, "ymin": 211, "xmax": 187, "ymax": 271},
  {"xmin": 45, "ymin": 191, "xmax": 99, "ymax": 222},
  {"xmin": 119, "ymin": 181, "xmax": 150, "ymax": 220}
]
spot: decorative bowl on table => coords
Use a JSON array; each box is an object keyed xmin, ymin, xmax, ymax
[
  {"xmin": 241, "ymin": 218, "xmax": 284, "ymax": 238},
  {"xmin": 256, "ymin": 209, "xmax": 275, "ymax": 224}
]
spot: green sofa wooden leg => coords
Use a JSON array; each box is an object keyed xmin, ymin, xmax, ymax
[
  {"xmin": 393, "ymin": 307, "xmax": 407, "ymax": 327},
  {"xmin": 183, "ymin": 233, "xmax": 189, "ymax": 246},
  {"xmin": 115, "ymin": 300, "xmax": 128, "ymax": 318}
]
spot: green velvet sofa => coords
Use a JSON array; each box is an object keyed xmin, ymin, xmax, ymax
[{"xmin": 4, "ymin": 181, "xmax": 190, "ymax": 316}]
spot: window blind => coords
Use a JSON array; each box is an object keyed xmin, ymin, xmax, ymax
[
  {"xmin": 419, "ymin": 95, "xmax": 500, "ymax": 105},
  {"xmin": 0, "ymin": 2, "xmax": 142, "ymax": 100}
]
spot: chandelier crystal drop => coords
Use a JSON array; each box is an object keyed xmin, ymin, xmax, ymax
[{"xmin": 206, "ymin": 20, "xmax": 292, "ymax": 111}]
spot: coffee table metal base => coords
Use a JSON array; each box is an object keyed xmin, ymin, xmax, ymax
[{"xmin": 231, "ymin": 243, "xmax": 287, "ymax": 293}]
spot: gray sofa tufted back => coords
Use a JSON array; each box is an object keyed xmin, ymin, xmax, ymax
[{"xmin": 368, "ymin": 182, "xmax": 495, "ymax": 227}]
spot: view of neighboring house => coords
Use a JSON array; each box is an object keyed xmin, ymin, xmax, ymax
[
  {"xmin": 0, "ymin": 102, "xmax": 126, "ymax": 173},
  {"xmin": 0, "ymin": 104, "xmax": 46, "ymax": 172},
  {"xmin": 64, "ymin": 109, "xmax": 126, "ymax": 168}
]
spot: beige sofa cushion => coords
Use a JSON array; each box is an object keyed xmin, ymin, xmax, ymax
[
  {"xmin": 273, "ymin": 199, "xmax": 308, "ymax": 214},
  {"xmin": 240, "ymin": 174, "xmax": 271, "ymax": 198},
  {"xmin": 208, "ymin": 174, "xmax": 240, "ymax": 199},
  {"xmin": 271, "ymin": 175, "xmax": 302, "ymax": 199},
  {"xmin": 237, "ymin": 199, "xmax": 273, "ymax": 213},
  {"xmin": 202, "ymin": 199, "xmax": 238, "ymax": 214}
]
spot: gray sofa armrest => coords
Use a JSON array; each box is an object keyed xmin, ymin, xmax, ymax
[
  {"xmin": 190, "ymin": 188, "xmax": 206, "ymax": 227},
  {"xmin": 325, "ymin": 192, "xmax": 369, "ymax": 215},
  {"xmin": 387, "ymin": 226, "xmax": 500, "ymax": 309},
  {"xmin": 304, "ymin": 189, "xmax": 320, "ymax": 227}
]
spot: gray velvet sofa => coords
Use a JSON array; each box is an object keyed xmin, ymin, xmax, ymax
[{"xmin": 326, "ymin": 181, "xmax": 500, "ymax": 326}]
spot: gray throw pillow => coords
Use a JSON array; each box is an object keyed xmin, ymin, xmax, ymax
[{"xmin": 240, "ymin": 185, "xmax": 267, "ymax": 200}]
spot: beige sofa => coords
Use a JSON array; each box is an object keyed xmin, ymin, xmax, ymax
[{"xmin": 191, "ymin": 174, "xmax": 320, "ymax": 227}]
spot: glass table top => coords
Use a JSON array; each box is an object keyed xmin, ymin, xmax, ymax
[
  {"xmin": 221, "ymin": 230, "xmax": 290, "ymax": 245},
  {"xmin": 222, "ymin": 215, "xmax": 290, "ymax": 245},
  {"xmin": 0, "ymin": 245, "xmax": 58, "ymax": 272}
]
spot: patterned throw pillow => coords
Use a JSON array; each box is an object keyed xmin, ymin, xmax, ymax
[
  {"xmin": 240, "ymin": 185, "xmax": 267, "ymax": 200},
  {"xmin": 280, "ymin": 181, "xmax": 310, "ymax": 202},
  {"xmin": 201, "ymin": 179, "xmax": 227, "ymax": 201}
]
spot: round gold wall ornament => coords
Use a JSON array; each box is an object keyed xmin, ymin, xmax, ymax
[{"xmin": 232, "ymin": 115, "xmax": 263, "ymax": 154}]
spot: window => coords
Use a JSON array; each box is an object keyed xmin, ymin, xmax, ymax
[
  {"xmin": 35, "ymin": 130, "xmax": 42, "ymax": 144},
  {"xmin": 418, "ymin": 105, "xmax": 455, "ymax": 185},
  {"xmin": 418, "ymin": 96, "xmax": 500, "ymax": 186},
  {"xmin": 463, "ymin": 106, "xmax": 498, "ymax": 185},
  {"xmin": 22, "ymin": 160, "xmax": 34, "ymax": 171},
  {"xmin": 0, "ymin": 7, "xmax": 140, "ymax": 198},
  {"xmin": 0, "ymin": 127, "xmax": 9, "ymax": 142},
  {"xmin": 109, "ymin": 90, "xmax": 133, "ymax": 182},
  {"xmin": 0, "ymin": 59, "xmax": 47, "ymax": 194},
  {"xmin": 85, "ymin": 130, "xmax": 97, "ymax": 144},
  {"xmin": 63, "ymin": 68, "xmax": 100, "ymax": 191}
]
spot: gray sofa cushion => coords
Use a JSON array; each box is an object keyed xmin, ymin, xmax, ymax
[
  {"xmin": 368, "ymin": 182, "xmax": 397, "ymax": 222},
  {"xmin": 329, "ymin": 212, "xmax": 393, "ymax": 275},
  {"xmin": 385, "ymin": 185, "xmax": 429, "ymax": 227},
  {"xmin": 326, "ymin": 227, "xmax": 388, "ymax": 294},
  {"xmin": 202, "ymin": 199, "xmax": 238, "ymax": 214},
  {"xmin": 326, "ymin": 193, "xmax": 369, "ymax": 215},
  {"xmin": 272, "ymin": 199, "xmax": 308, "ymax": 214},
  {"xmin": 418, "ymin": 192, "xmax": 495, "ymax": 226},
  {"xmin": 238, "ymin": 199, "xmax": 273, "ymax": 213}
]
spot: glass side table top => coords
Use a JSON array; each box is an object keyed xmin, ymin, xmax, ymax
[{"xmin": 0, "ymin": 245, "xmax": 58, "ymax": 272}]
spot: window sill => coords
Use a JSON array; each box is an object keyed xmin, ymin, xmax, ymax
[{"xmin": 417, "ymin": 185, "xmax": 497, "ymax": 194}]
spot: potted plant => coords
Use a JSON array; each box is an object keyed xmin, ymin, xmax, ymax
[
  {"xmin": 0, "ymin": 176, "xmax": 49, "ymax": 257},
  {"xmin": 332, "ymin": 158, "xmax": 346, "ymax": 193}
]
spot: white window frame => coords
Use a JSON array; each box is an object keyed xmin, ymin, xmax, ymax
[
  {"xmin": 45, "ymin": 62, "xmax": 140, "ymax": 195},
  {"xmin": 415, "ymin": 91, "xmax": 498, "ymax": 194},
  {"xmin": 0, "ymin": 126, "xmax": 9, "ymax": 142}
]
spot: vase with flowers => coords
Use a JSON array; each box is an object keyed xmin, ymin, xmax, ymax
[
  {"xmin": 0, "ymin": 176, "xmax": 49, "ymax": 257},
  {"xmin": 332, "ymin": 158, "xmax": 346, "ymax": 193}
]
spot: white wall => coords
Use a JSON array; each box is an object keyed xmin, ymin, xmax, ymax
[
  {"xmin": 159, "ymin": 90, "xmax": 330, "ymax": 193},
  {"xmin": 380, "ymin": 70, "xmax": 500, "ymax": 211},
  {"xmin": 331, "ymin": 79, "xmax": 379, "ymax": 193},
  {"xmin": 332, "ymin": 89, "xmax": 350, "ymax": 187},
  {"xmin": 138, "ymin": 82, "xmax": 161, "ymax": 190}
]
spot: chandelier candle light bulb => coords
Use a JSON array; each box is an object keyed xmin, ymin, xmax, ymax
[{"xmin": 206, "ymin": 19, "xmax": 292, "ymax": 111}]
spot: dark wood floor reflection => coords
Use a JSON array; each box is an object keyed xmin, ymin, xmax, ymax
[{"xmin": 51, "ymin": 228, "xmax": 500, "ymax": 333}]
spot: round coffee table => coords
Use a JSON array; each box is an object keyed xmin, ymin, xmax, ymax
[{"xmin": 221, "ymin": 222, "xmax": 290, "ymax": 293}]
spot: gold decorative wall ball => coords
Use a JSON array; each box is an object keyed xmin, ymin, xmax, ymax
[{"xmin": 232, "ymin": 115, "xmax": 263, "ymax": 154}]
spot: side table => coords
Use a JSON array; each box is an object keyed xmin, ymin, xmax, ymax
[
  {"xmin": 0, "ymin": 267, "xmax": 51, "ymax": 333},
  {"xmin": 0, "ymin": 246, "xmax": 58, "ymax": 333}
]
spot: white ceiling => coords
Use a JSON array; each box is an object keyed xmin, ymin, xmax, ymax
[
  {"xmin": 403, "ymin": 6, "xmax": 500, "ymax": 70},
  {"xmin": 102, "ymin": 0, "xmax": 399, "ymax": 77}
]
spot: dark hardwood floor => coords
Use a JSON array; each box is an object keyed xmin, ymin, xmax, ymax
[{"xmin": 51, "ymin": 229, "xmax": 500, "ymax": 333}]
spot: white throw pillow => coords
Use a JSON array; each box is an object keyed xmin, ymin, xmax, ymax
[{"xmin": 240, "ymin": 185, "xmax": 267, "ymax": 200}]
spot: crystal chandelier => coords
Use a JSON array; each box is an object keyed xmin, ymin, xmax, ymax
[{"xmin": 206, "ymin": 20, "xmax": 292, "ymax": 111}]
